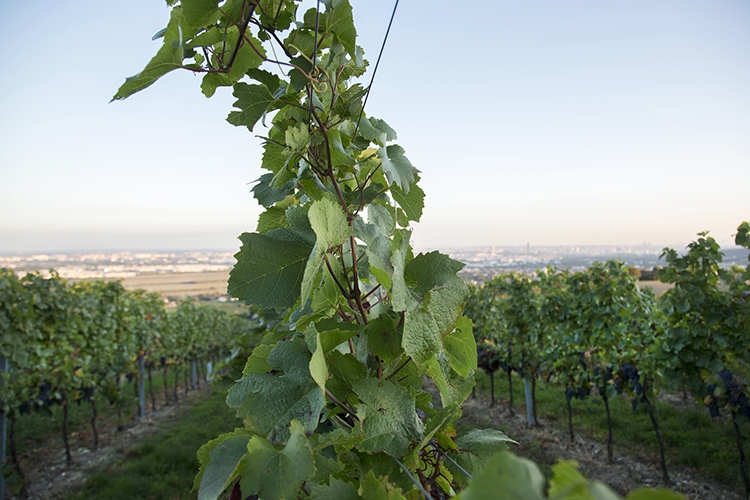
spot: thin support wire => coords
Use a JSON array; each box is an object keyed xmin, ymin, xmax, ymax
[{"xmin": 353, "ymin": 0, "xmax": 400, "ymax": 139}]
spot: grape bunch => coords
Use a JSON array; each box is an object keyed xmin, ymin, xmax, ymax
[
  {"xmin": 565, "ymin": 387, "xmax": 590, "ymax": 403},
  {"xmin": 718, "ymin": 370, "xmax": 750, "ymax": 419},
  {"xmin": 620, "ymin": 363, "xmax": 645, "ymax": 411}
]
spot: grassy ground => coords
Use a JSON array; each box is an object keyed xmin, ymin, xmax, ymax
[
  {"xmin": 66, "ymin": 387, "xmax": 241, "ymax": 500},
  {"xmin": 472, "ymin": 370, "xmax": 749, "ymax": 490}
]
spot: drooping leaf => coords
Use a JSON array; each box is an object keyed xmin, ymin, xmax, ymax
[
  {"xmin": 391, "ymin": 182, "xmax": 425, "ymax": 222},
  {"xmin": 443, "ymin": 315, "xmax": 476, "ymax": 377},
  {"xmin": 455, "ymin": 452, "xmax": 545, "ymax": 500},
  {"xmin": 404, "ymin": 251, "xmax": 465, "ymax": 297},
  {"xmin": 315, "ymin": 318, "xmax": 365, "ymax": 353},
  {"xmin": 196, "ymin": 431, "xmax": 252, "ymax": 500},
  {"xmin": 353, "ymin": 215, "xmax": 393, "ymax": 289},
  {"xmin": 229, "ymin": 229, "xmax": 314, "ymax": 312},
  {"xmin": 378, "ymin": 145, "xmax": 418, "ymax": 194},
  {"xmin": 455, "ymin": 429, "xmax": 515, "ymax": 456},
  {"xmin": 309, "ymin": 328, "xmax": 328, "ymax": 393},
  {"xmin": 325, "ymin": 0, "xmax": 357, "ymax": 58},
  {"xmin": 352, "ymin": 378, "xmax": 423, "ymax": 457},
  {"xmin": 112, "ymin": 9, "xmax": 195, "ymax": 101},
  {"xmin": 426, "ymin": 351, "xmax": 475, "ymax": 408},
  {"xmin": 227, "ymin": 339, "xmax": 324, "ymax": 441},
  {"xmin": 238, "ymin": 420, "xmax": 316, "ymax": 500},
  {"xmin": 390, "ymin": 230, "xmax": 414, "ymax": 312},
  {"xmin": 403, "ymin": 275, "xmax": 467, "ymax": 365},
  {"xmin": 243, "ymin": 344, "xmax": 275, "ymax": 375},
  {"xmin": 227, "ymin": 82, "xmax": 279, "ymax": 131}
]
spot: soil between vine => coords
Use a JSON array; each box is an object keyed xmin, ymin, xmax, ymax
[
  {"xmin": 446, "ymin": 384, "xmax": 744, "ymax": 500},
  {"xmin": 8, "ymin": 385, "xmax": 213, "ymax": 500}
]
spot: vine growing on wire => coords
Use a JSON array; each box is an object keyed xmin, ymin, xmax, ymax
[{"xmin": 115, "ymin": 1, "xmax": 684, "ymax": 498}]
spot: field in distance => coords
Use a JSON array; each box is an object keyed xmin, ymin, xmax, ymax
[
  {"xmin": 116, "ymin": 270, "xmax": 673, "ymax": 299},
  {"xmin": 118, "ymin": 271, "xmax": 229, "ymax": 298}
]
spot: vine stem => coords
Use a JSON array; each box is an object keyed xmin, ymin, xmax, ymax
[
  {"xmin": 732, "ymin": 412, "xmax": 750, "ymax": 498},
  {"xmin": 641, "ymin": 385, "xmax": 670, "ymax": 485},
  {"xmin": 325, "ymin": 388, "xmax": 358, "ymax": 420},
  {"xmin": 386, "ymin": 357, "xmax": 411, "ymax": 381},
  {"xmin": 349, "ymin": 235, "xmax": 369, "ymax": 325},
  {"xmin": 323, "ymin": 253, "xmax": 352, "ymax": 300}
]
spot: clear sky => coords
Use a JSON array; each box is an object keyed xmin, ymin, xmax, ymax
[{"xmin": 1, "ymin": 1, "xmax": 748, "ymax": 253}]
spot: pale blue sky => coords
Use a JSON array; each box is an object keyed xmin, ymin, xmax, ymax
[{"xmin": 1, "ymin": 1, "xmax": 748, "ymax": 252}]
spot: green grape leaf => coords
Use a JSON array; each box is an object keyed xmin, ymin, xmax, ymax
[
  {"xmin": 257, "ymin": 205, "xmax": 289, "ymax": 233},
  {"xmin": 455, "ymin": 452, "xmax": 545, "ymax": 500},
  {"xmin": 238, "ymin": 420, "xmax": 316, "ymax": 500},
  {"xmin": 196, "ymin": 431, "xmax": 252, "ymax": 500},
  {"xmin": 390, "ymin": 230, "xmax": 414, "ymax": 312},
  {"xmin": 112, "ymin": 9, "xmax": 195, "ymax": 101},
  {"xmin": 405, "ymin": 251, "xmax": 465, "ymax": 297},
  {"xmin": 378, "ymin": 145, "xmax": 418, "ymax": 194},
  {"xmin": 300, "ymin": 249, "xmax": 324, "ymax": 307},
  {"xmin": 391, "ymin": 181, "xmax": 425, "ymax": 222},
  {"xmin": 309, "ymin": 198, "xmax": 351, "ymax": 251},
  {"xmin": 311, "ymin": 272, "xmax": 343, "ymax": 312},
  {"xmin": 443, "ymin": 315, "xmax": 476, "ymax": 377},
  {"xmin": 227, "ymin": 339, "xmax": 324, "ymax": 441},
  {"xmin": 548, "ymin": 460, "xmax": 623, "ymax": 499},
  {"xmin": 310, "ymin": 477, "xmax": 359, "ymax": 499},
  {"xmin": 406, "ymin": 403, "xmax": 462, "ymax": 468},
  {"xmin": 229, "ymin": 229, "xmax": 314, "ymax": 312},
  {"xmin": 367, "ymin": 314, "xmax": 403, "ymax": 361},
  {"xmin": 426, "ymin": 351, "xmax": 475, "ymax": 408},
  {"xmin": 309, "ymin": 328, "xmax": 328, "ymax": 393},
  {"xmin": 243, "ymin": 344, "xmax": 275, "ymax": 375},
  {"xmin": 285, "ymin": 123, "xmax": 310, "ymax": 152},
  {"xmin": 227, "ymin": 82, "xmax": 279, "ymax": 132},
  {"xmin": 352, "ymin": 378, "xmax": 423, "ymax": 457},
  {"xmin": 262, "ymin": 141, "xmax": 288, "ymax": 174},
  {"xmin": 182, "ymin": 0, "xmax": 220, "ymax": 27},
  {"xmin": 359, "ymin": 470, "xmax": 408, "ymax": 500},
  {"xmin": 455, "ymin": 429, "xmax": 515, "ymax": 456},
  {"xmin": 325, "ymin": 0, "xmax": 357, "ymax": 58},
  {"xmin": 403, "ymin": 275, "xmax": 467, "ymax": 365},
  {"xmin": 353, "ymin": 217, "xmax": 393, "ymax": 289},
  {"xmin": 315, "ymin": 318, "xmax": 365, "ymax": 353},
  {"xmin": 328, "ymin": 350, "xmax": 367, "ymax": 392},
  {"xmin": 252, "ymin": 173, "xmax": 295, "ymax": 208}
]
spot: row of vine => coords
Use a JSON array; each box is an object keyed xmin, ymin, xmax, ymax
[
  {"xmin": 466, "ymin": 223, "xmax": 750, "ymax": 493},
  {"xmin": 0, "ymin": 269, "xmax": 257, "ymax": 493}
]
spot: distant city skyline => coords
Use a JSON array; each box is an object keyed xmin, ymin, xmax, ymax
[{"xmin": 1, "ymin": 1, "xmax": 747, "ymax": 253}]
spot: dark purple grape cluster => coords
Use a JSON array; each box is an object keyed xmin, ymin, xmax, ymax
[
  {"xmin": 621, "ymin": 364, "xmax": 643, "ymax": 395},
  {"xmin": 565, "ymin": 387, "xmax": 590, "ymax": 403},
  {"xmin": 75, "ymin": 386, "xmax": 96, "ymax": 406},
  {"xmin": 477, "ymin": 345, "xmax": 502, "ymax": 373},
  {"xmin": 719, "ymin": 370, "xmax": 750, "ymax": 419}
]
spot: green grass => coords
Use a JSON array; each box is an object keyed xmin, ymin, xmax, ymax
[
  {"xmin": 472, "ymin": 370, "xmax": 750, "ymax": 491},
  {"xmin": 67, "ymin": 387, "xmax": 241, "ymax": 500}
]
